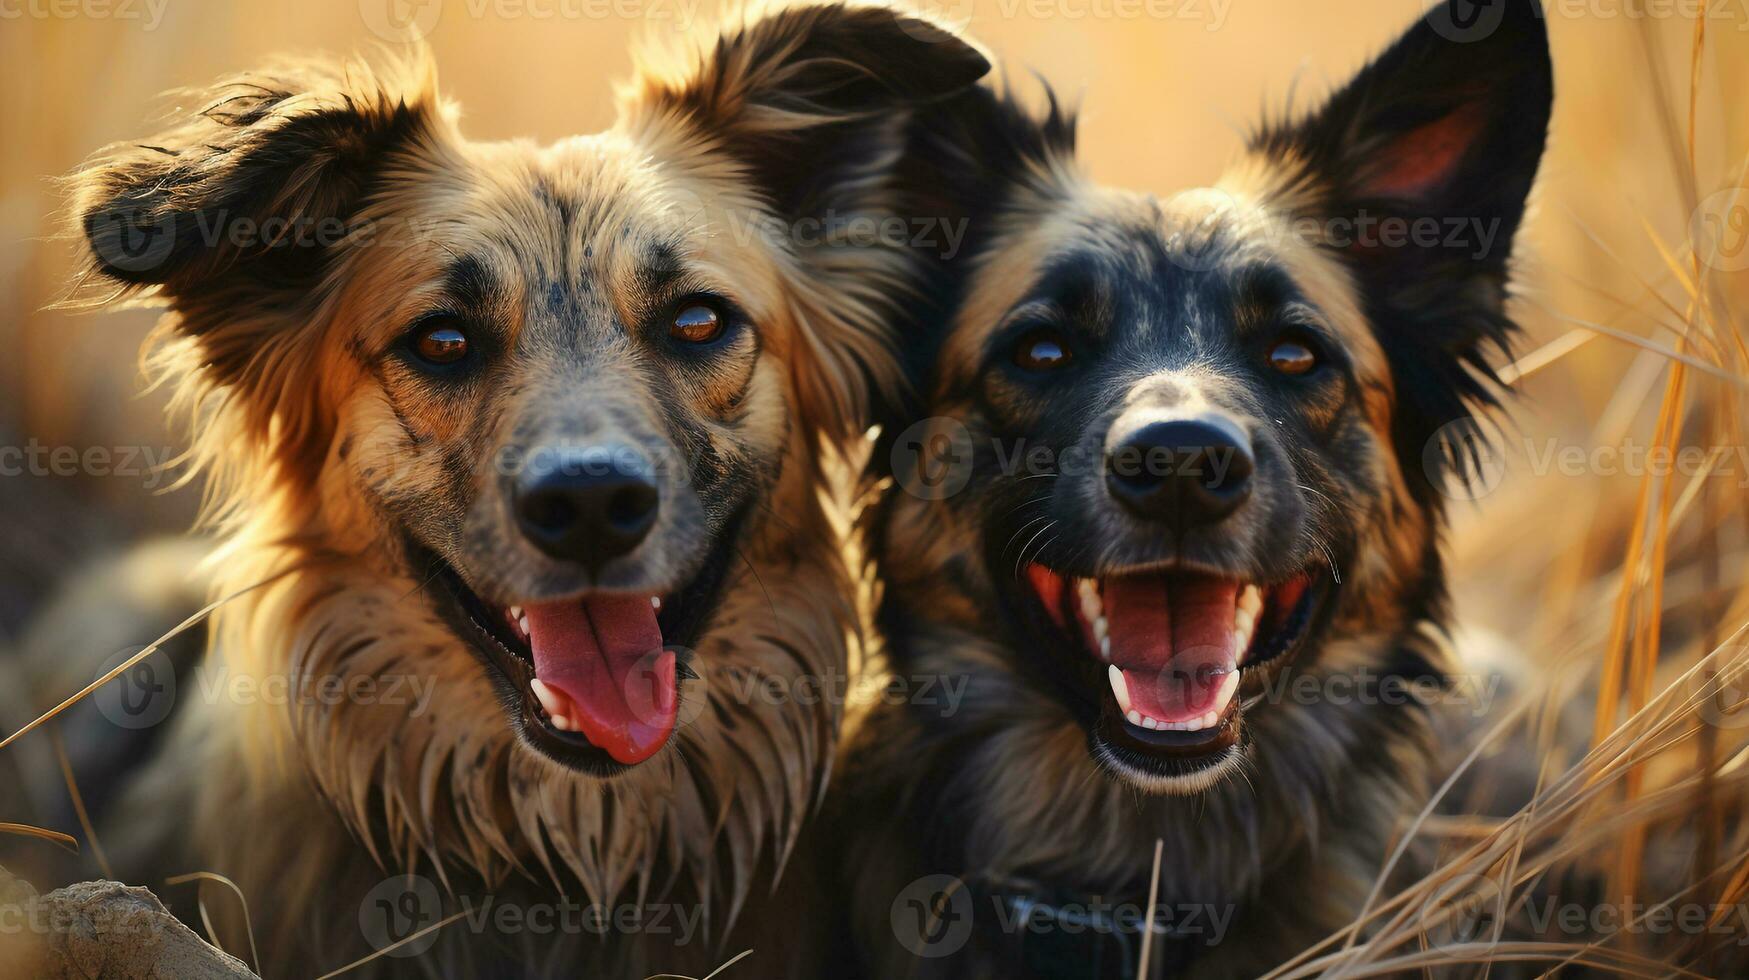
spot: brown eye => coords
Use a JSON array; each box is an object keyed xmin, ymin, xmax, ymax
[
  {"xmin": 1268, "ymin": 338, "xmax": 1319, "ymax": 376},
  {"xmin": 670, "ymin": 302, "xmax": 725, "ymax": 344},
  {"xmin": 412, "ymin": 319, "xmax": 470, "ymax": 366},
  {"xmin": 1013, "ymin": 331, "xmax": 1072, "ymax": 372}
]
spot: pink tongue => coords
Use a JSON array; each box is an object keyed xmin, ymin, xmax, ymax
[
  {"xmin": 525, "ymin": 595, "xmax": 675, "ymax": 765},
  {"xmin": 1102, "ymin": 574, "xmax": 1239, "ymax": 724}
]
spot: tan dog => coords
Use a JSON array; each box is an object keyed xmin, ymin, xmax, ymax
[{"xmin": 59, "ymin": 4, "xmax": 985, "ymax": 975}]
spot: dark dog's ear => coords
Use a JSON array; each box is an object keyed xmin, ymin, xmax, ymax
[
  {"xmin": 1254, "ymin": 0, "xmax": 1552, "ymax": 497},
  {"xmin": 72, "ymin": 56, "xmax": 443, "ymax": 304}
]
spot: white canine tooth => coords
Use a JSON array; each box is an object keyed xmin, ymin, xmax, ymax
[
  {"xmin": 1099, "ymin": 635, "xmax": 1111, "ymax": 661},
  {"xmin": 1078, "ymin": 579, "xmax": 1102, "ymax": 621},
  {"xmin": 651, "ymin": 596, "xmax": 662, "ymax": 610},
  {"xmin": 508, "ymin": 605, "xmax": 524, "ymax": 620},
  {"xmin": 1233, "ymin": 609, "xmax": 1257, "ymax": 663},
  {"xmin": 1239, "ymin": 583, "xmax": 1263, "ymax": 616},
  {"xmin": 1093, "ymin": 615, "xmax": 1109, "ymax": 642},
  {"xmin": 1127, "ymin": 709, "xmax": 1143, "ymax": 727},
  {"xmin": 550, "ymin": 714, "xmax": 571, "ymax": 732},
  {"xmin": 1210, "ymin": 671, "xmax": 1241, "ymax": 716},
  {"xmin": 530, "ymin": 679, "xmax": 564, "ymax": 717},
  {"xmin": 1108, "ymin": 665, "xmax": 1132, "ymax": 714},
  {"xmin": 518, "ymin": 614, "xmax": 531, "ymax": 636}
]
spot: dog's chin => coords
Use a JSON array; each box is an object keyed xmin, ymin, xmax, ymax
[
  {"xmin": 1020, "ymin": 559, "xmax": 1336, "ymax": 796},
  {"xmin": 410, "ymin": 533, "xmax": 740, "ymax": 779}
]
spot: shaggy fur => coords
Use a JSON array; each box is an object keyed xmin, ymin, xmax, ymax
[
  {"xmin": 837, "ymin": 2, "xmax": 1552, "ymax": 976},
  {"xmin": 58, "ymin": 5, "xmax": 986, "ymax": 976}
]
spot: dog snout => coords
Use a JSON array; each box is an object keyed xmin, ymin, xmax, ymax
[
  {"xmin": 1104, "ymin": 415, "xmax": 1254, "ymax": 529},
  {"xmin": 515, "ymin": 445, "xmax": 659, "ymax": 569}
]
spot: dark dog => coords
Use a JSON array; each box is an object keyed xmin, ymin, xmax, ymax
[
  {"xmin": 839, "ymin": 2, "xmax": 1552, "ymax": 975},
  {"xmin": 52, "ymin": 5, "xmax": 985, "ymax": 975}
]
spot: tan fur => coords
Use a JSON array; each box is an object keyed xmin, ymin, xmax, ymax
[{"xmin": 60, "ymin": 6, "xmax": 987, "ymax": 975}]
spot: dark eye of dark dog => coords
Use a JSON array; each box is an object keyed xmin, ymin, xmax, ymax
[
  {"xmin": 669, "ymin": 296, "xmax": 729, "ymax": 345},
  {"xmin": 1266, "ymin": 334, "xmax": 1319, "ymax": 376},
  {"xmin": 1012, "ymin": 328, "xmax": 1073, "ymax": 372},
  {"xmin": 406, "ymin": 314, "xmax": 473, "ymax": 369}
]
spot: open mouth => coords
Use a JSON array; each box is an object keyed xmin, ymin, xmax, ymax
[
  {"xmin": 1025, "ymin": 561, "xmax": 1330, "ymax": 784},
  {"xmin": 421, "ymin": 538, "xmax": 735, "ymax": 777}
]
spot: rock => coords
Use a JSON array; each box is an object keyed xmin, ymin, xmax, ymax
[{"xmin": 0, "ymin": 865, "xmax": 257, "ymax": 979}]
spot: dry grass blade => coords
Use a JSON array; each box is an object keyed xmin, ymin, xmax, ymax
[
  {"xmin": 1137, "ymin": 838, "xmax": 1163, "ymax": 979},
  {"xmin": 643, "ymin": 948, "xmax": 756, "ymax": 980},
  {"xmin": 0, "ymin": 822, "xmax": 78, "ymax": 853},
  {"xmin": 165, "ymin": 871, "xmax": 262, "ymax": 976},
  {"xmin": 49, "ymin": 724, "xmax": 111, "ymax": 879},
  {"xmin": 311, "ymin": 908, "xmax": 471, "ymax": 979},
  {"xmin": 0, "ymin": 567, "xmax": 296, "ymax": 751}
]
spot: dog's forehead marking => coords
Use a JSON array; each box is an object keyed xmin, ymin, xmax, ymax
[{"xmin": 941, "ymin": 170, "xmax": 1391, "ymax": 402}]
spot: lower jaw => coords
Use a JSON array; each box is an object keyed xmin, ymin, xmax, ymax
[
  {"xmin": 407, "ymin": 515, "xmax": 745, "ymax": 777},
  {"xmin": 1025, "ymin": 567, "xmax": 1331, "ymax": 791},
  {"xmin": 1089, "ymin": 697, "xmax": 1245, "ymax": 791}
]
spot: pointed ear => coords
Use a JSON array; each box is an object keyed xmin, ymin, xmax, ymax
[{"xmin": 1253, "ymin": 0, "xmax": 1552, "ymax": 496}]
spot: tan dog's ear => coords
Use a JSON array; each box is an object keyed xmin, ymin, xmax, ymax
[
  {"xmin": 71, "ymin": 55, "xmax": 444, "ymax": 306},
  {"xmin": 628, "ymin": 3, "xmax": 991, "ymax": 444},
  {"xmin": 67, "ymin": 55, "xmax": 448, "ymax": 484},
  {"xmin": 633, "ymin": 2, "xmax": 988, "ymax": 212}
]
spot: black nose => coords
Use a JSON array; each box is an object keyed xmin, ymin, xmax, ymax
[
  {"xmin": 1105, "ymin": 417, "xmax": 1254, "ymax": 527},
  {"xmin": 515, "ymin": 446, "xmax": 659, "ymax": 569}
]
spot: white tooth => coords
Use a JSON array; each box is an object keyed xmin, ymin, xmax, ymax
[
  {"xmin": 1210, "ymin": 671, "xmax": 1241, "ymax": 716},
  {"xmin": 651, "ymin": 596, "xmax": 662, "ymax": 610},
  {"xmin": 1077, "ymin": 579, "xmax": 1102, "ymax": 621},
  {"xmin": 518, "ymin": 614, "xmax": 531, "ymax": 637},
  {"xmin": 1093, "ymin": 615, "xmax": 1109, "ymax": 642},
  {"xmin": 530, "ymin": 679, "xmax": 564, "ymax": 717},
  {"xmin": 1127, "ymin": 709, "xmax": 1144, "ymax": 727},
  {"xmin": 1099, "ymin": 635, "xmax": 1111, "ymax": 661},
  {"xmin": 1239, "ymin": 583, "xmax": 1263, "ymax": 616},
  {"xmin": 1142, "ymin": 716, "xmax": 1159, "ymax": 730},
  {"xmin": 550, "ymin": 714, "xmax": 571, "ymax": 732},
  {"xmin": 1108, "ymin": 665, "xmax": 1132, "ymax": 714},
  {"xmin": 1233, "ymin": 609, "xmax": 1257, "ymax": 662},
  {"xmin": 508, "ymin": 605, "xmax": 524, "ymax": 620}
]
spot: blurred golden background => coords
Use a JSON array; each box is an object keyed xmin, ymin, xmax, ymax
[
  {"xmin": 3, "ymin": 0, "xmax": 1748, "ymax": 970},
  {"xmin": 2, "ymin": 0, "xmax": 1743, "ymax": 635}
]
